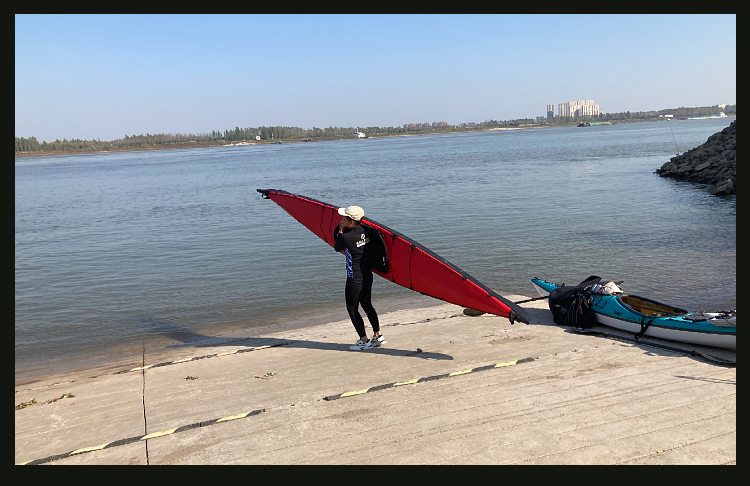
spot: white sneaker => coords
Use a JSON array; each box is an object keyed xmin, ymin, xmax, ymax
[
  {"xmin": 349, "ymin": 339, "xmax": 368, "ymax": 351},
  {"xmin": 365, "ymin": 335, "xmax": 386, "ymax": 349}
]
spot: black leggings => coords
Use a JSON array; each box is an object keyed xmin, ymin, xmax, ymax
[{"xmin": 345, "ymin": 271, "xmax": 380, "ymax": 338}]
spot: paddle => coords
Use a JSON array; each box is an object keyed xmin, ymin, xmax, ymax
[
  {"xmin": 463, "ymin": 295, "xmax": 549, "ymax": 318},
  {"xmin": 512, "ymin": 295, "xmax": 549, "ymax": 305},
  {"xmin": 513, "ymin": 280, "xmax": 625, "ymax": 304},
  {"xmin": 462, "ymin": 280, "xmax": 626, "ymax": 317}
]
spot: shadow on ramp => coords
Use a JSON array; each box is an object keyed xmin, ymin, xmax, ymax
[{"xmin": 135, "ymin": 315, "xmax": 453, "ymax": 362}]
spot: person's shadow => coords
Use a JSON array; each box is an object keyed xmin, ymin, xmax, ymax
[{"xmin": 131, "ymin": 314, "xmax": 453, "ymax": 364}]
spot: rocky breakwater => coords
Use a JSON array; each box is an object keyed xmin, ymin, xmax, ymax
[{"xmin": 656, "ymin": 120, "xmax": 736, "ymax": 195}]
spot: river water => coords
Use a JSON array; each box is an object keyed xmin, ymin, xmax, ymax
[{"xmin": 15, "ymin": 118, "xmax": 736, "ymax": 376}]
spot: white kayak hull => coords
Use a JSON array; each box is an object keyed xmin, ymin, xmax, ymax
[{"xmin": 593, "ymin": 312, "xmax": 736, "ymax": 349}]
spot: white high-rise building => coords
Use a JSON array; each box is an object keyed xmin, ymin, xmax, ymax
[
  {"xmin": 547, "ymin": 104, "xmax": 555, "ymax": 119},
  {"xmin": 557, "ymin": 100, "xmax": 600, "ymax": 118}
]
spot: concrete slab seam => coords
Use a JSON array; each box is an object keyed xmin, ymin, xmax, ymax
[
  {"xmin": 15, "ymin": 408, "xmax": 266, "ymax": 465},
  {"xmin": 113, "ymin": 342, "xmax": 291, "ymax": 375},
  {"xmin": 323, "ymin": 357, "xmax": 534, "ymax": 401}
]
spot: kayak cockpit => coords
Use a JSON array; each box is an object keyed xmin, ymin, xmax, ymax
[{"xmin": 617, "ymin": 294, "xmax": 687, "ymax": 317}]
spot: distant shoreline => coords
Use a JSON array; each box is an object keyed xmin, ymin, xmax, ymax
[
  {"xmin": 14, "ymin": 116, "xmax": 735, "ymax": 159},
  {"xmin": 13, "ymin": 125, "xmax": 552, "ymax": 159}
]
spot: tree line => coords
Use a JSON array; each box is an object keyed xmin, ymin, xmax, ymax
[
  {"xmin": 15, "ymin": 104, "xmax": 737, "ymax": 153},
  {"xmin": 15, "ymin": 125, "xmax": 465, "ymax": 153},
  {"xmin": 14, "ymin": 120, "xmax": 553, "ymax": 153}
]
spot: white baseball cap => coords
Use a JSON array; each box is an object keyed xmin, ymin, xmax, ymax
[{"xmin": 338, "ymin": 206, "xmax": 365, "ymax": 221}]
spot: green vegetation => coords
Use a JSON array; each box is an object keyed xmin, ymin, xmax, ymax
[
  {"xmin": 15, "ymin": 136, "xmax": 41, "ymax": 152},
  {"xmin": 15, "ymin": 393, "xmax": 75, "ymax": 410},
  {"xmin": 15, "ymin": 398, "xmax": 37, "ymax": 410},
  {"xmin": 15, "ymin": 104, "xmax": 736, "ymax": 157}
]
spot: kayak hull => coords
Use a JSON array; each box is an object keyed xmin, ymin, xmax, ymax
[
  {"xmin": 532, "ymin": 277, "xmax": 735, "ymax": 349},
  {"xmin": 258, "ymin": 189, "xmax": 530, "ymax": 323}
]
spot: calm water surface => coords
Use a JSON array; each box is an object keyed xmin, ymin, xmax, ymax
[{"xmin": 15, "ymin": 118, "xmax": 736, "ymax": 374}]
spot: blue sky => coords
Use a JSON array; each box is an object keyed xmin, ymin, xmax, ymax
[{"xmin": 15, "ymin": 14, "xmax": 736, "ymax": 142}]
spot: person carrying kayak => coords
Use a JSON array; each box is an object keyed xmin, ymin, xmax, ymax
[{"xmin": 334, "ymin": 205, "xmax": 385, "ymax": 351}]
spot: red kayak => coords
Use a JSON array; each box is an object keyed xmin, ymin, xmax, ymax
[{"xmin": 257, "ymin": 189, "xmax": 530, "ymax": 324}]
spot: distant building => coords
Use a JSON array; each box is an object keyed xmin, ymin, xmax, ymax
[
  {"xmin": 547, "ymin": 104, "xmax": 555, "ymax": 119},
  {"xmin": 558, "ymin": 100, "xmax": 600, "ymax": 117}
]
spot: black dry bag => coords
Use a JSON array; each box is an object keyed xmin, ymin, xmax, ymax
[{"xmin": 548, "ymin": 275, "xmax": 601, "ymax": 328}]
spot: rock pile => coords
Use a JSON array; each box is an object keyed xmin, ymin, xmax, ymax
[{"xmin": 655, "ymin": 120, "xmax": 736, "ymax": 195}]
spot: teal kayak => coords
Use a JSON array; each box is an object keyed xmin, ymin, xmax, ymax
[{"xmin": 532, "ymin": 277, "xmax": 736, "ymax": 349}]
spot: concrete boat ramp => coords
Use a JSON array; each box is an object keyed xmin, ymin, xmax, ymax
[{"xmin": 15, "ymin": 297, "xmax": 735, "ymax": 465}]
